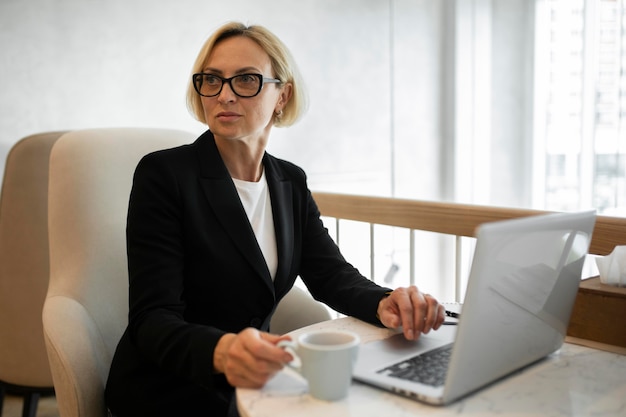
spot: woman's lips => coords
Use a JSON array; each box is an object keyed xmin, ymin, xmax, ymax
[{"xmin": 216, "ymin": 111, "xmax": 241, "ymax": 122}]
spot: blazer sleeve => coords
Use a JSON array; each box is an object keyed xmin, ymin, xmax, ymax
[
  {"xmin": 291, "ymin": 175, "xmax": 391, "ymax": 325},
  {"xmin": 125, "ymin": 150, "xmax": 224, "ymax": 390}
]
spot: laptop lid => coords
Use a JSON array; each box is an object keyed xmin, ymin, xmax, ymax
[{"xmin": 353, "ymin": 210, "xmax": 596, "ymax": 405}]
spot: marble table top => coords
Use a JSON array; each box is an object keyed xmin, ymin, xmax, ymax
[{"xmin": 237, "ymin": 317, "xmax": 626, "ymax": 417}]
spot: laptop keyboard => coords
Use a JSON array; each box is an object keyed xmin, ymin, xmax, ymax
[{"xmin": 377, "ymin": 343, "xmax": 453, "ymax": 387}]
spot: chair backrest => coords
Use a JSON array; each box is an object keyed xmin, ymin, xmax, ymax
[
  {"xmin": 271, "ymin": 286, "xmax": 332, "ymax": 335},
  {"xmin": 0, "ymin": 131, "xmax": 65, "ymax": 388},
  {"xmin": 42, "ymin": 128, "xmax": 194, "ymax": 417}
]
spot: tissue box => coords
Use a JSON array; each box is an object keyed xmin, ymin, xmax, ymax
[{"xmin": 567, "ymin": 276, "xmax": 626, "ymax": 348}]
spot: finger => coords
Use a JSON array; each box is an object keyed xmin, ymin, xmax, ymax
[
  {"xmin": 226, "ymin": 348, "xmax": 282, "ymax": 388},
  {"xmin": 433, "ymin": 303, "xmax": 446, "ymax": 330},
  {"xmin": 422, "ymin": 294, "xmax": 439, "ymax": 333},
  {"xmin": 397, "ymin": 286, "xmax": 422, "ymax": 340},
  {"xmin": 223, "ymin": 346, "xmax": 268, "ymax": 388},
  {"xmin": 227, "ymin": 361, "xmax": 278, "ymax": 388},
  {"xmin": 260, "ymin": 332, "xmax": 292, "ymax": 355},
  {"xmin": 387, "ymin": 287, "xmax": 410, "ymax": 338},
  {"xmin": 409, "ymin": 287, "xmax": 427, "ymax": 337},
  {"xmin": 260, "ymin": 331, "xmax": 291, "ymax": 344},
  {"xmin": 247, "ymin": 331, "xmax": 292, "ymax": 365}
]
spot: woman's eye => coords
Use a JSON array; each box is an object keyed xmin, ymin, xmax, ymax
[
  {"xmin": 204, "ymin": 75, "xmax": 220, "ymax": 85},
  {"xmin": 239, "ymin": 75, "xmax": 255, "ymax": 83}
]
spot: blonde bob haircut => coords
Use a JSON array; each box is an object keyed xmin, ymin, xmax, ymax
[{"xmin": 186, "ymin": 22, "xmax": 308, "ymax": 128}]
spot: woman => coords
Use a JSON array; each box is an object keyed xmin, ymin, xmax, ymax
[{"xmin": 105, "ymin": 22, "xmax": 445, "ymax": 417}]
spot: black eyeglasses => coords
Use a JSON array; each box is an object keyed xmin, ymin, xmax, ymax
[{"xmin": 192, "ymin": 73, "xmax": 282, "ymax": 98}]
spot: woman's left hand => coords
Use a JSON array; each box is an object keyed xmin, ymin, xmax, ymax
[{"xmin": 376, "ymin": 286, "xmax": 445, "ymax": 340}]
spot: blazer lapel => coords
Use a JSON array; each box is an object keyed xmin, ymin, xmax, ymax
[
  {"xmin": 195, "ymin": 132, "xmax": 274, "ymax": 295},
  {"xmin": 264, "ymin": 155, "xmax": 294, "ymax": 297}
]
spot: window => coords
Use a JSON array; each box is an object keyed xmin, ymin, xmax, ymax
[{"xmin": 535, "ymin": 0, "xmax": 626, "ymax": 214}]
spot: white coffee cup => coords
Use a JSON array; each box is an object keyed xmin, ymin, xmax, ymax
[{"xmin": 277, "ymin": 330, "xmax": 360, "ymax": 401}]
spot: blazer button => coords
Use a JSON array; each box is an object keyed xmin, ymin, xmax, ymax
[{"xmin": 250, "ymin": 318, "xmax": 262, "ymax": 328}]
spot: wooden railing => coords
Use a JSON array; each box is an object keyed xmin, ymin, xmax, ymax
[
  {"xmin": 312, "ymin": 192, "xmax": 626, "ymax": 257},
  {"xmin": 312, "ymin": 192, "xmax": 626, "ymax": 351}
]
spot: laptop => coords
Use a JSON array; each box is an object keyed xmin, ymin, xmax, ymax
[{"xmin": 353, "ymin": 210, "xmax": 596, "ymax": 405}]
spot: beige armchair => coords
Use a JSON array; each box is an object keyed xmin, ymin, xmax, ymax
[
  {"xmin": 0, "ymin": 132, "xmax": 66, "ymax": 417},
  {"xmin": 42, "ymin": 128, "xmax": 194, "ymax": 417},
  {"xmin": 41, "ymin": 128, "xmax": 331, "ymax": 417}
]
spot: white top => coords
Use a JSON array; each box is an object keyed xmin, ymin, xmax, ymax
[{"xmin": 232, "ymin": 170, "xmax": 278, "ymax": 280}]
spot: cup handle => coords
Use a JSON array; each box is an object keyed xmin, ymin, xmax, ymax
[{"xmin": 277, "ymin": 339, "xmax": 302, "ymax": 368}]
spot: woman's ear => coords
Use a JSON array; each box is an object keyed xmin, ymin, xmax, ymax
[{"xmin": 276, "ymin": 82, "xmax": 293, "ymax": 112}]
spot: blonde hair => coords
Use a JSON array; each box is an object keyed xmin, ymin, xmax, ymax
[{"xmin": 186, "ymin": 22, "xmax": 308, "ymax": 127}]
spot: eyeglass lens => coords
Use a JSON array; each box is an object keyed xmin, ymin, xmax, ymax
[{"xmin": 194, "ymin": 74, "xmax": 262, "ymax": 97}]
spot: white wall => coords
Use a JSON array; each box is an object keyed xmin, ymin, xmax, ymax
[
  {"xmin": 1, "ymin": 0, "xmax": 536, "ymax": 202},
  {"xmin": 0, "ymin": 0, "xmax": 448, "ymax": 199}
]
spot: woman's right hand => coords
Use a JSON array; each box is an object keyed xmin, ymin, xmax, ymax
[{"xmin": 214, "ymin": 328, "xmax": 293, "ymax": 388}]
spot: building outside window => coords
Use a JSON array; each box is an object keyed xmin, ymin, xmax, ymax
[{"xmin": 536, "ymin": 0, "xmax": 626, "ymax": 215}]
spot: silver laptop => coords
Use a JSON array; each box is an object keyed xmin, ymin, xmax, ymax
[{"xmin": 353, "ymin": 210, "xmax": 596, "ymax": 405}]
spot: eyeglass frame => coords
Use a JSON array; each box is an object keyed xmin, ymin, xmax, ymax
[{"xmin": 192, "ymin": 73, "xmax": 282, "ymax": 98}]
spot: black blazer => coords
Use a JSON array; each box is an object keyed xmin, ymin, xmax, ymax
[{"xmin": 105, "ymin": 130, "xmax": 390, "ymax": 416}]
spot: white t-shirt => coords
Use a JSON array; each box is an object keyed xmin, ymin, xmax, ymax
[{"xmin": 232, "ymin": 170, "xmax": 278, "ymax": 280}]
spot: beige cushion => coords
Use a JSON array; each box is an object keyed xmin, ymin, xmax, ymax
[
  {"xmin": 0, "ymin": 131, "xmax": 65, "ymax": 388},
  {"xmin": 271, "ymin": 286, "xmax": 332, "ymax": 335}
]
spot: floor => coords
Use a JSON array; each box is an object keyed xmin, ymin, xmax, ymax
[{"xmin": 2, "ymin": 393, "xmax": 59, "ymax": 417}]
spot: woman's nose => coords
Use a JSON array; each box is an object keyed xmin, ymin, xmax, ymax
[{"xmin": 217, "ymin": 81, "xmax": 237, "ymax": 102}]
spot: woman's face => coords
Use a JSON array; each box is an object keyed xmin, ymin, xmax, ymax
[{"xmin": 200, "ymin": 36, "xmax": 290, "ymax": 146}]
